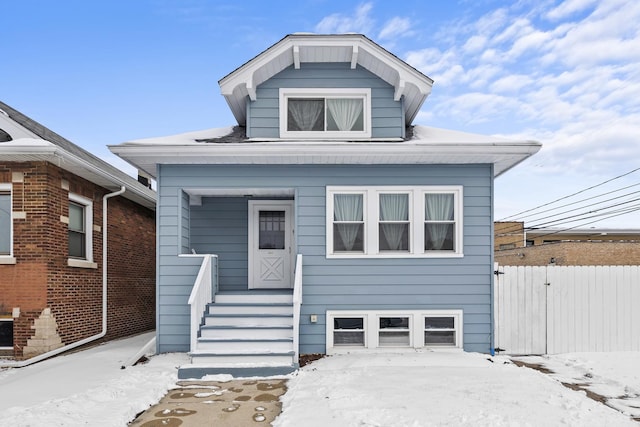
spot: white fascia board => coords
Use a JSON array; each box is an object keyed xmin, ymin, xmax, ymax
[{"xmin": 110, "ymin": 140, "xmax": 541, "ymax": 178}]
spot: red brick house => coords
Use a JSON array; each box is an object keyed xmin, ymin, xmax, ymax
[{"xmin": 0, "ymin": 101, "xmax": 156, "ymax": 361}]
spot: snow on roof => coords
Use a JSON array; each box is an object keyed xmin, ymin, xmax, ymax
[
  {"xmin": 127, "ymin": 126, "xmax": 235, "ymax": 145},
  {"xmin": 122, "ymin": 125, "xmax": 519, "ymax": 146},
  {"xmin": 0, "ymin": 137, "xmax": 56, "ymax": 147},
  {"xmin": 412, "ymin": 125, "xmax": 514, "ymax": 144}
]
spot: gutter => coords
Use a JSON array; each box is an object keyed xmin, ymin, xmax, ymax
[{"xmin": 0, "ymin": 186, "xmax": 126, "ymax": 368}]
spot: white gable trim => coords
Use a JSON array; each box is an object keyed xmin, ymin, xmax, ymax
[{"xmin": 218, "ymin": 34, "xmax": 433, "ymax": 127}]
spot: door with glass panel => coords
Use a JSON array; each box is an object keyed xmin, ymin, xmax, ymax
[{"xmin": 248, "ymin": 201, "xmax": 294, "ymax": 289}]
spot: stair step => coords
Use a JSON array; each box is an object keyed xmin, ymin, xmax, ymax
[
  {"xmin": 189, "ymin": 351, "xmax": 295, "ymax": 366},
  {"xmin": 200, "ymin": 325, "xmax": 293, "ymax": 340},
  {"xmin": 208, "ymin": 303, "xmax": 293, "ymax": 315},
  {"xmin": 204, "ymin": 314, "xmax": 293, "ymax": 327},
  {"xmin": 178, "ymin": 364, "xmax": 297, "ymax": 379},
  {"xmin": 196, "ymin": 338, "xmax": 293, "ymax": 352},
  {"xmin": 215, "ymin": 293, "xmax": 293, "ymax": 304}
]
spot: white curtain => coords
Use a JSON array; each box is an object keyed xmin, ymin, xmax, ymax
[
  {"xmin": 334, "ymin": 194, "xmax": 363, "ymax": 251},
  {"xmin": 288, "ymin": 99, "xmax": 323, "ymax": 131},
  {"xmin": 425, "ymin": 194, "xmax": 454, "ymax": 250},
  {"xmin": 327, "ymin": 98, "xmax": 362, "ymax": 131},
  {"xmin": 379, "ymin": 194, "xmax": 408, "ymax": 251}
]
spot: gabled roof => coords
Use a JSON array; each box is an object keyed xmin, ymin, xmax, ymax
[
  {"xmin": 0, "ymin": 101, "xmax": 155, "ymax": 210},
  {"xmin": 111, "ymin": 125, "xmax": 541, "ymax": 179},
  {"xmin": 218, "ymin": 34, "xmax": 434, "ymax": 126}
]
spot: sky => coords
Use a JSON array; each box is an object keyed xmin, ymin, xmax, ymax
[{"xmin": 3, "ymin": 0, "xmax": 640, "ymax": 228}]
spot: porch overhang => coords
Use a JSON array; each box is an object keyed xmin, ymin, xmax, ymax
[
  {"xmin": 184, "ymin": 187, "xmax": 295, "ymax": 205},
  {"xmin": 111, "ymin": 138, "xmax": 541, "ymax": 179}
]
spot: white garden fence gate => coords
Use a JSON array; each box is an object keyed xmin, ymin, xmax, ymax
[{"xmin": 494, "ymin": 265, "xmax": 640, "ymax": 355}]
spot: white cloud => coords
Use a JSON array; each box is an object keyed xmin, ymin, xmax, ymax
[
  {"xmin": 378, "ymin": 16, "xmax": 412, "ymax": 40},
  {"xmin": 489, "ymin": 74, "xmax": 534, "ymax": 93},
  {"xmin": 546, "ymin": 0, "xmax": 601, "ymax": 20},
  {"xmin": 314, "ymin": 2, "xmax": 375, "ymax": 34},
  {"xmin": 462, "ymin": 35, "xmax": 488, "ymax": 53}
]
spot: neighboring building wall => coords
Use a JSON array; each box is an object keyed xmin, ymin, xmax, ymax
[
  {"xmin": 105, "ymin": 196, "xmax": 156, "ymax": 340},
  {"xmin": 495, "ymin": 241, "xmax": 640, "ymax": 266},
  {"xmin": 0, "ymin": 161, "xmax": 155, "ymax": 358},
  {"xmin": 494, "ymin": 221, "xmax": 525, "ymax": 250},
  {"xmin": 248, "ymin": 63, "xmax": 404, "ymax": 139},
  {"xmin": 156, "ymin": 163, "xmax": 494, "ymax": 354}
]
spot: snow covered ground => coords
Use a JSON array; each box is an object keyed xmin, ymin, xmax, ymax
[
  {"xmin": 1, "ymin": 335, "xmax": 638, "ymax": 427},
  {"xmin": 514, "ymin": 352, "xmax": 640, "ymax": 421},
  {"xmin": 0, "ymin": 332, "xmax": 189, "ymax": 426},
  {"xmin": 273, "ymin": 350, "xmax": 638, "ymax": 427}
]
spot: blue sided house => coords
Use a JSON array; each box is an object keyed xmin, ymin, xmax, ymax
[{"xmin": 111, "ymin": 34, "xmax": 541, "ymax": 378}]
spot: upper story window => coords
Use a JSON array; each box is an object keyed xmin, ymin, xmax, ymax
[
  {"xmin": 68, "ymin": 193, "xmax": 94, "ymax": 268},
  {"xmin": 279, "ymin": 88, "xmax": 371, "ymax": 139},
  {"xmin": 327, "ymin": 186, "xmax": 463, "ymax": 258},
  {"xmin": 0, "ymin": 184, "xmax": 12, "ymax": 257}
]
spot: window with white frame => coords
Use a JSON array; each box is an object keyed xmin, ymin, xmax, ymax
[
  {"xmin": 378, "ymin": 316, "xmax": 411, "ymax": 347},
  {"xmin": 68, "ymin": 193, "xmax": 93, "ymax": 262},
  {"xmin": 279, "ymin": 88, "xmax": 371, "ymax": 139},
  {"xmin": 0, "ymin": 184, "xmax": 12, "ymax": 257},
  {"xmin": 327, "ymin": 186, "xmax": 463, "ymax": 258},
  {"xmin": 332, "ymin": 317, "xmax": 366, "ymax": 347},
  {"xmin": 424, "ymin": 316, "xmax": 458, "ymax": 346},
  {"xmin": 326, "ymin": 310, "xmax": 462, "ymax": 353}
]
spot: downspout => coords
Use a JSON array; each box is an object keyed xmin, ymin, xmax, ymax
[{"xmin": 0, "ymin": 186, "xmax": 126, "ymax": 368}]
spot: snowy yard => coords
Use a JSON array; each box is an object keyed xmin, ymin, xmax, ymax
[{"xmin": 1, "ymin": 333, "xmax": 638, "ymax": 426}]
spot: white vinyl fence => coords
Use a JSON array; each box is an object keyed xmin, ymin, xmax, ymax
[{"xmin": 494, "ymin": 265, "xmax": 640, "ymax": 355}]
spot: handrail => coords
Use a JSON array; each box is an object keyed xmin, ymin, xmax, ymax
[
  {"xmin": 187, "ymin": 254, "xmax": 219, "ymax": 352},
  {"xmin": 292, "ymin": 254, "xmax": 303, "ymax": 364}
]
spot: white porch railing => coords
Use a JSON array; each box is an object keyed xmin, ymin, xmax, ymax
[
  {"xmin": 187, "ymin": 254, "xmax": 219, "ymax": 352},
  {"xmin": 292, "ymin": 254, "xmax": 303, "ymax": 364}
]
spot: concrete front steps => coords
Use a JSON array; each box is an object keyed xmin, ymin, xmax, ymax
[{"xmin": 178, "ymin": 291, "xmax": 298, "ymax": 379}]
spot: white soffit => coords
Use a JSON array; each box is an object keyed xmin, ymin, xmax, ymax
[
  {"xmin": 111, "ymin": 141, "xmax": 541, "ymax": 179},
  {"xmin": 218, "ymin": 34, "xmax": 434, "ymax": 126}
]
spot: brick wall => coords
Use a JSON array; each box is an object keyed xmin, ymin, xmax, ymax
[
  {"xmin": 104, "ymin": 196, "xmax": 156, "ymax": 340},
  {"xmin": 0, "ymin": 161, "xmax": 155, "ymax": 358},
  {"xmin": 495, "ymin": 241, "xmax": 640, "ymax": 266}
]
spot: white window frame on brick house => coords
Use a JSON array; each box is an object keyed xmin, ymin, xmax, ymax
[
  {"xmin": 67, "ymin": 193, "xmax": 96, "ymax": 269},
  {"xmin": 326, "ymin": 310, "xmax": 463, "ymax": 354},
  {"xmin": 326, "ymin": 186, "xmax": 463, "ymax": 258},
  {"xmin": 279, "ymin": 88, "xmax": 371, "ymax": 139},
  {"xmin": 0, "ymin": 183, "xmax": 15, "ymax": 264}
]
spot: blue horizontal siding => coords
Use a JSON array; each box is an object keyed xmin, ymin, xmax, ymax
[
  {"xmin": 248, "ymin": 62, "xmax": 403, "ymax": 139},
  {"xmin": 156, "ymin": 163, "xmax": 494, "ymax": 354}
]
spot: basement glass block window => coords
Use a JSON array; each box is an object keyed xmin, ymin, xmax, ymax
[
  {"xmin": 378, "ymin": 317, "xmax": 410, "ymax": 347},
  {"xmin": 0, "ymin": 319, "xmax": 13, "ymax": 348},
  {"xmin": 424, "ymin": 316, "xmax": 456, "ymax": 346},
  {"xmin": 259, "ymin": 211, "xmax": 285, "ymax": 249},
  {"xmin": 333, "ymin": 317, "xmax": 365, "ymax": 346}
]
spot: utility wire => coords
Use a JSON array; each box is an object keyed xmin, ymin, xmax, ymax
[
  {"xmin": 511, "ymin": 183, "xmax": 640, "ymax": 221},
  {"xmin": 498, "ymin": 167, "xmax": 640, "ymax": 221}
]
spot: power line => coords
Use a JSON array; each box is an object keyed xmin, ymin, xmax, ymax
[{"xmin": 498, "ymin": 167, "xmax": 640, "ymax": 221}]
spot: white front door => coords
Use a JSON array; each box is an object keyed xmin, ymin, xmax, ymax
[{"xmin": 248, "ymin": 200, "xmax": 294, "ymax": 289}]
